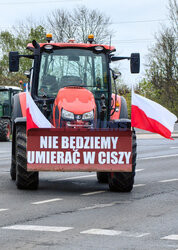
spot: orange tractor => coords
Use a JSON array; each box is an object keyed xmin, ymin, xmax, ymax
[{"xmin": 9, "ymin": 34, "xmax": 140, "ymax": 191}]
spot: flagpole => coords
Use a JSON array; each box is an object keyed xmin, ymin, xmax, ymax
[{"xmin": 131, "ymin": 83, "xmax": 134, "ymax": 129}]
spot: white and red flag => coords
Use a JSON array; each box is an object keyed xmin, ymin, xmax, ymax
[
  {"xmin": 26, "ymin": 89, "xmax": 53, "ymax": 131},
  {"xmin": 131, "ymin": 89, "xmax": 177, "ymax": 139}
]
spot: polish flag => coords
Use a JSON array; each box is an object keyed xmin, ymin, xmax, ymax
[
  {"xmin": 131, "ymin": 90, "xmax": 177, "ymax": 139},
  {"xmin": 26, "ymin": 90, "xmax": 53, "ymax": 131}
]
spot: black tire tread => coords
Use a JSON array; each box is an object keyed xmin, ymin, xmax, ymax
[
  {"xmin": 119, "ymin": 97, "xmax": 128, "ymax": 119},
  {"xmin": 0, "ymin": 119, "xmax": 10, "ymax": 141},
  {"xmin": 96, "ymin": 172, "xmax": 108, "ymax": 183},
  {"xmin": 16, "ymin": 125, "xmax": 39, "ymax": 190},
  {"xmin": 108, "ymin": 96, "xmax": 137, "ymax": 192},
  {"xmin": 108, "ymin": 130, "xmax": 137, "ymax": 192},
  {"xmin": 10, "ymin": 155, "xmax": 16, "ymax": 181}
]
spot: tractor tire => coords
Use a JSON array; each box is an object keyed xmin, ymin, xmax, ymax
[
  {"xmin": 96, "ymin": 172, "xmax": 108, "ymax": 183},
  {"xmin": 0, "ymin": 119, "xmax": 11, "ymax": 141},
  {"xmin": 119, "ymin": 96, "xmax": 128, "ymax": 119},
  {"xmin": 10, "ymin": 155, "xmax": 16, "ymax": 181},
  {"xmin": 108, "ymin": 130, "xmax": 137, "ymax": 192},
  {"xmin": 96, "ymin": 97, "xmax": 129, "ymax": 184},
  {"xmin": 108, "ymin": 96, "xmax": 137, "ymax": 192},
  {"xmin": 16, "ymin": 125, "xmax": 39, "ymax": 190}
]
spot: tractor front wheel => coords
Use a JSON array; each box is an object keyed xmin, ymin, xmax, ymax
[
  {"xmin": 108, "ymin": 130, "xmax": 137, "ymax": 192},
  {"xmin": 10, "ymin": 155, "xmax": 16, "ymax": 181},
  {"xmin": 96, "ymin": 172, "xmax": 108, "ymax": 183},
  {"xmin": 16, "ymin": 125, "xmax": 39, "ymax": 190}
]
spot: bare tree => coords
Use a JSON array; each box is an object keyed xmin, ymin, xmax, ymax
[
  {"xmin": 72, "ymin": 6, "xmax": 112, "ymax": 43},
  {"xmin": 13, "ymin": 17, "xmax": 46, "ymax": 41},
  {"xmin": 46, "ymin": 6, "xmax": 112, "ymax": 44},
  {"xmin": 47, "ymin": 9, "xmax": 76, "ymax": 42},
  {"xmin": 168, "ymin": 0, "xmax": 178, "ymax": 34}
]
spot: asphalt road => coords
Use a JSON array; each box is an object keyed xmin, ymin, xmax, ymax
[{"xmin": 0, "ymin": 137, "xmax": 178, "ymax": 250}]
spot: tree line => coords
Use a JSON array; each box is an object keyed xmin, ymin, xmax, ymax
[{"xmin": 137, "ymin": 0, "xmax": 178, "ymax": 116}]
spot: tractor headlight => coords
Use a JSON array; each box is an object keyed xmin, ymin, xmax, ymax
[
  {"xmin": 61, "ymin": 109, "xmax": 74, "ymax": 120},
  {"xmin": 82, "ymin": 110, "xmax": 94, "ymax": 121}
]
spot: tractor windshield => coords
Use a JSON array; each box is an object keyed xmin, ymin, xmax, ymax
[
  {"xmin": 38, "ymin": 48, "xmax": 108, "ymax": 98},
  {"xmin": 0, "ymin": 89, "xmax": 20, "ymax": 117},
  {"xmin": 0, "ymin": 90, "xmax": 9, "ymax": 103},
  {"xmin": 0, "ymin": 90, "xmax": 9, "ymax": 117}
]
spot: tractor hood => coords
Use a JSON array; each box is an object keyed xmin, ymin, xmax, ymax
[{"xmin": 55, "ymin": 87, "xmax": 96, "ymax": 114}]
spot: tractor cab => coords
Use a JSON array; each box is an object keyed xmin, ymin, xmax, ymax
[
  {"xmin": 9, "ymin": 34, "xmax": 140, "ymax": 130},
  {"xmin": 0, "ymin": 86, "xmax": 22, "ymax": 141},
  {"xmin": 36, "ymin": 43, "xmax": 113, "ymax": 128},
  {"xmin": 0, "ymin": 86, "xmax": 22, "ymax": 118}
]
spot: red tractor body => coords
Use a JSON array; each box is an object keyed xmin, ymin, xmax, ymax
[{"xmin": 9, "ymin": 35, "xmax": 140, "ymax": 191}]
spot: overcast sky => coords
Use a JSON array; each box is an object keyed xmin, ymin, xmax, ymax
[{"xmin": 0, "ymin": 0, "xmax": 170, "ymax": 86}]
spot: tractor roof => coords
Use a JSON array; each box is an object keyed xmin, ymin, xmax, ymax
[{"xmin": 27, "ymin": 42, "xmax": 116, "ymax": 53}]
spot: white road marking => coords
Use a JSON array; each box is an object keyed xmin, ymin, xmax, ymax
[
  {"xmin": 31, "ymin": 198, "xmax": 63, "ymax": 205},
  {"xmin": 81, "ymin": 191, "xmax": 106, "ymax": 196},
  {"xmin": 0, "ymin": 209, "xmax": 9, "ymax": 212},
  {"xmin": 161, "ymin": 234, "xmax": 178, "ymax": 240},
  {"xmin": 79, "ymin": 203, "xmax": 116, "ymax": 211},
  {"xmin": 78, "ymin": 201, "xmax": 130, "ymax": 211},
  {"xmin": 159, "ymin": 179, "xmax": 178, "ymax": 183},
  {"xmin": 133, "ymin": 184, "xmax": 146, "ymax": 187},
  {"xmin": 136, "ymin": 169, "xmax": 144, "ymax": 172},
  {"xmin": 119, "ymin": 232, "xmax": 150, "ymax": 238},
  {"xmin": 62, "ymin": 174, "xmax": 96, "ymax": 180},
  {"xmin": 136, "ymin": 233, "xmax": 150, "ymax": 238},
  {"xmin": 50, "ymin": 174, "xmax": 96, "ymax": 182},
  {"xmin": 80, "ymin": 229, "xmax": 150, "ymax": 238},
  {"xmin": 170, "ymin": 146, "xmax": 178, "ymax": 149},
  {"xmin": 81, "ymin": 228, "xmax": 122, "ymax": 236},
  {"xmin": 2, "ymin": 225, "xmax": 73, "ymax": 233},
  {"xmin": 0, "ymin": 172, "xmax": 9, "ymax": 175},
  {"xmin": 138, "ymin": 154, "xmax": 178, "ymax": 160}
]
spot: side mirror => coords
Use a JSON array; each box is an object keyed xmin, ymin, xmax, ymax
[
  {"xmin": 24, "ymin": 70, "xmax": 30, "ymax": 79},
  {"xmin": 9, "ymin": 52, "xmax": 19, "ymax": 72},
  {"xmin": 112, "ymin": 70, "xmax": 121, "ymax": 80},
  {"xmin": 130, "ymin": 53, "xmax": 140, "ymax": 74}
]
